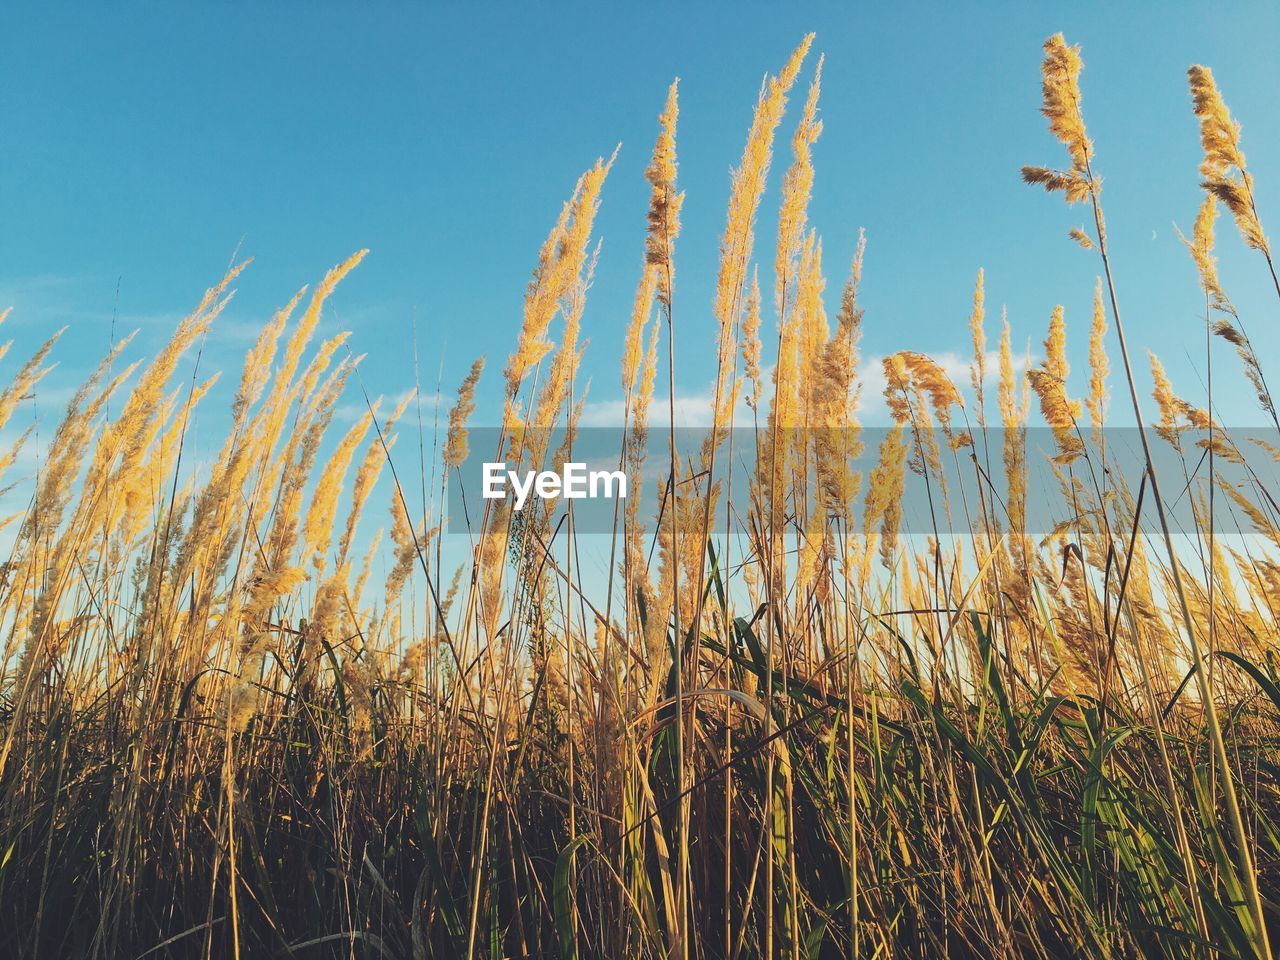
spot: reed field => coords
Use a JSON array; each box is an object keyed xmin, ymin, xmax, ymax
[{"xmin": 3, "ymin": 31, "xmax": 1280, "ymax": 959}]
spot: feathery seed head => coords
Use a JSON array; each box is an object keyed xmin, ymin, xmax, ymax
[
  {"xmin": 1040, "ymin": 34, "xmax": 1091, "ymax": 171},
  {"xmin": 444, "ymin": 356, "xmax": 485, "ymax": 468}
]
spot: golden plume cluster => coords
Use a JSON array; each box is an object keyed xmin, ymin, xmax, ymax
[
  {"xmin": 0, "ymin": 31, "xmax": 1278, "ymax": 960},
  {"xmin": 1027, "ymin": 305, "xmax": 1083, "ymax": 463},
  {"xmin": 1021, "ymin": 35, "xmax": 1093, "ymax": 205},
  {"xmin": 1188, "ymin": 65, "xmax": 1269, "ymax": 253},
  {"xmin": 444, "ymin": 357, "xmax": 485, "ymax": 468}
]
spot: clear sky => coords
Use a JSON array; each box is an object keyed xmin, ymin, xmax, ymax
[{"xmin": 1, "ymin": 2, "xmax": 1278, "ymax": 443}]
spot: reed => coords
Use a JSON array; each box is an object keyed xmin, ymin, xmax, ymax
[{"xmin": 0, "ymin": 32, "xmax": 1278, "ymax": 960}]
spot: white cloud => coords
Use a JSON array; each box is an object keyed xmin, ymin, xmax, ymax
[
  {"xmin": 858, "ymin": 349, "xmax": 1034, "ymax": 424},
  {"xmin": 580, "ymin": 381, "xmax": 759, "ymax": 429},
  {"xmin": 579, "ymin": 350, "xmax": 1034, "ymax": 430}
]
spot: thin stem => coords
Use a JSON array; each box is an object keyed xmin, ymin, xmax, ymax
[{"xmin": 1085, "ymin": 170, "xmax": 1272, "ymax": 960}]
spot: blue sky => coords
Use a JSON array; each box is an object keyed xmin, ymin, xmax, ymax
[{"xmin": 1, "ymin": 2, "xmax": 1278, "ymax": 446}]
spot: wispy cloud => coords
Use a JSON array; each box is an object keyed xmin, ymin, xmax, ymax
[
  {"xmin": 332, "ymin": 387, "xmax": 437, "ymax": 425},
  {"xmin": 580, "ymin": 385, "xmax": 758, "ymax": 429},
  {"xmin": 578, "ymin": 349, "xmax": 1035, "ymax": 430},
  {"xmin": 858, "ymin": 349, "xmax": 1034, "ymax": 422}
]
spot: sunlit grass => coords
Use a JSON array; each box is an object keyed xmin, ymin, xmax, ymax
[{"xmin": 0, "ymin": 32, "xmax": 1278, "ymax": 960}]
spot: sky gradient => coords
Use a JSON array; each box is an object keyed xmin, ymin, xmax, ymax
[{"xmin": 1, "ymin": 2, "xmax": 1278, "ymax": 448}]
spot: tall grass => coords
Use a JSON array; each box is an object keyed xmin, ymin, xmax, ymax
[{"xmin": 1, "ymin": 33, "xmax": 1279, "ymax": 960}]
